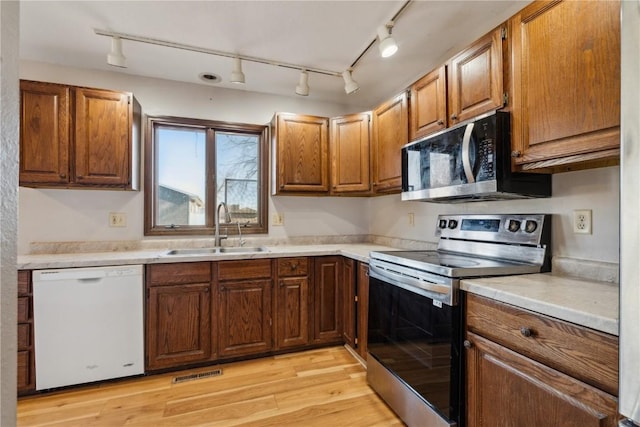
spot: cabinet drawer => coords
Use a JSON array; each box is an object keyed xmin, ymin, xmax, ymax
[
  {"xmin": 147, "ymin": 262, "xmax": 212, "ymax": 286},
  {"xmin": 277, "ymin": 257, "xmax": 309, "ymax": 277},
  {"xmin": 17, "ymin": 297, "xmax": 30, "ymax": 323},
  {"xmin": 466, "ymin": 293, "xmax": 618, "ymax": 396},
  {"xmin": 18, "ymin": 270, "xmax": 31, "ymax": 295},
  {"xmin": 18, "ymin": 323, "xmax": 31, "ymax": 350},
  {"xmin": 17, "ymin": 350, "xmax": 31, "ymax": 390},
  {"xmin": 218, "ymin": 259, "xmax": 272, "ymax": 281}
]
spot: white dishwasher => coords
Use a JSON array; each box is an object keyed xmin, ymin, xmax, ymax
[{"xmin": 33, "ymin": 265, "xmax": 144, "ymax": 390}]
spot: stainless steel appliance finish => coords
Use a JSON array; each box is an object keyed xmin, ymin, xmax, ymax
[
  {"xmin": 401, "ymin": 111, "xmax": 551, "ymax": 203},
  {"xmin": 367, "ymin": 214, "xmax": 551, "ymax": 427},
  {"xmin": 619, "ymin": 1, "xmax": 640, "ymax": 425}
]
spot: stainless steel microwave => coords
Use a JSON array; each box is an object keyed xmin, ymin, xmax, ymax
[{"xmin": 401, "ymin": 111, "xmax": 551, "ymax": 202}]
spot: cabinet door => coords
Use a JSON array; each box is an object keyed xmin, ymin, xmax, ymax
[
  {"xmin": 409, "ymin": 66, "xmax": 447, "ymax": 140},
  {"xmin": 448, "ymin": 27, "xmax": 504, "ymax": 125},
  {"xmin": 465, "ymin": 332, "xmax": 618, "ymax": 427},
  {"xmin": 312, "ymin": 256, "xmax": 343, "ymax": 344},
  {"xmin": 219, "ymin": 279, "xmax": 273, "ymax": 357},
  {"xmin": 19, "ymin": 80, "xmax": 70, "ymax": 185},
  {"xmin": 372, "ymin": 92, "xmax": 408, "ymax": 193},
  {"xmin": 17, "ymin": 270, "xmax": 35, "ymax": 394},
  {"xmin": 330, "ymin": 112, "xmax": 371, "ymax": 194},
  {"xmin": 146, "ymin": 283, "xmax": 211, "ymax": 370},
  {"xmin": 510, "ymin": 0, "xmax": 620, "ymax": 171},
  {"xmin": 74, "ymin": 87, "xmax": 132, "ymax": 186},
  {"xmin": 275, "ymin": 276, "xmax": 309, "ymax": 349},
  {"xmin": 356, "ymin": 262, "xmax": 369, "ymax": 360},
  {"xmin": 273, "ymin": 113, "xmax": 329, "ymax": 194},
  {"xmin": 342, "ymin": 258, "xmax": 356, "ymax": 348}
]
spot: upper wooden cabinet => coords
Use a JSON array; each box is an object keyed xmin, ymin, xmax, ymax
[
  {"xmin": 271, "ymin": 112, "xmax": 329, "ymax": 194},
  {"xmin": 509, "ymin": 0, "xmax": 621, "ymax": 172},
  {"xmin": 19, "ymin": 80, "xmax": 141, "ymax": 190},
  {"xmin": 409, "ymin": 66, "xmax": 447, "ymax": 141},
  {"xmin": 330, "ymin": 112, "xmax": 371, "ymax": 195},
  {"xmin": 372, "ymin": 92, "xmax": 409, "ymax": 194},
  {"xmin": 448, "ymin": 27, "xmax": 505, "ymax": 126}
]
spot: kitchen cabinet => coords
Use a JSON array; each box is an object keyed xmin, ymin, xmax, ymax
[
  {"xmin": 312, "ymin": 256, "xmax": 343, "ymax": 344},
  {"xmin": 356, "ymin": 262, "xmax": 369, "ymax": 360},
  {"xmin": 342, "ymin": 258, "xmax": 356, "ymax": 348},
  {"xmin": 145, "ymin": 263, "xmax": 213, "ymax": 371},
  {"xmin": 17, "ymin": 270, "xmax": 35, "ymax": 395},
  {"xmin": 330, "ymin": 112, "xmax": 371, "ymax": 194},
  {"xmin": 509, "ymin": 0, "xmax": 621, "ymax": 172},
  {"xmin": 275, "ymin": 257, "xmax": 310, "ymax": 350},
  {"xmin": 465, "ymin": 293, "xmax": 619, "ymax": 426},
  {"xmin": 371, "ymin": 92, "xmax": 409, "ymax": 194},
  {"xmin": 19, "ymin": 80, "xmax": 141, "ymax": 190},
  {"xmin": 409, "ymin": 66, "xmax": 447, "ymax": 141},
  {"xmin": 271, "ymin": 112, "xmax": 329, "ymax": 195},
  {"xmin": 218, "ymin": 259, "xmax": 273, "ymax": 357},
  {"xmin": 447, "ymin": 26, "xmax": 505, "ymax": 126}
]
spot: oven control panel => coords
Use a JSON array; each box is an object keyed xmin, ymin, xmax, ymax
[{"xmin": 435, "ymin": 214, "xmax": 550, "ymax": 246}]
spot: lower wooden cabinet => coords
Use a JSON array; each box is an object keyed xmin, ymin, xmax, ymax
[
  {"xmin": 17, "ymin": 270, "xmax": 35, "ymax": 394},
  {"xmin": 465, "ymin": 293, "xmax": 619, "ymax": 426},
  {"xmin": 356, "ymin": 262, "xmax": 369, "ymax": 360},
  {"xmin": 342, "ymin": 258, "xmax": 356, "ymax": 348},
  {"xmin": 217, "ymin": 259, "xmax": 273, "ymax": 358},
  {"xmin": 146, "ymin": 263, "xmax": 213, "ymax": 370},
  {"xmin": 275, "ymin": 257, "xmax": 310, "ymax": 349},
  {"xmin": 312, "ymin": 256, "xmax": 343, "ymax": 344}
]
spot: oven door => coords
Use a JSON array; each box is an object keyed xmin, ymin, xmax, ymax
[{"xmin": 367, "ymin": 273, "xmax": 462, "ymax": 426}]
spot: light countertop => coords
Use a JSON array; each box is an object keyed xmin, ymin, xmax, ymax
[{"xmin": 461, "ymin": 273, "xmax": 619, "ymax": 336}]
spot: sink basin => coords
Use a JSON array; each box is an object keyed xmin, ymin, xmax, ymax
[
  {"xmin": 164, "ymin": 247, "xmax": 269, "ymax": 256},
  {"xmin": 218, "ymin": 247, "xmax": 268, "ymax": 253}
]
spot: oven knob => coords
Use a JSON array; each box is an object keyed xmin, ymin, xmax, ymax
[
  {"xmin": 507, "ymin": 219, "xmax": 521, "ymax": 232},
  {"xmin": 447, "ymin": 219, "xmax": 458, "ymax": 229},
  {"xmin": 439, "ymin": 219, "xmax": 448, "ymax": 229},
  {"xmin": 524, "ymin": 220, "xmax": 538, "ymax": 233}
]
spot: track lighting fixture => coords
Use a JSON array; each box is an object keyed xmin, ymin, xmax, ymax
[
  {"xmin": 377, "ymin": 23, "xmax": 398, "ymax": 58},
  {"xmin": 230, "ymin": 57, "xmax": 245, "ymax": 84},
  {"xmin": 107, "ymin": 36, "xmax": 127, "ymax": 68},
  {"xmin": 342, "ymin": 70, "xmax": 359, "ymax": 94},
  {"xmin": 295, "ymin": 70, "xmax": 310, "ymax": 96}
]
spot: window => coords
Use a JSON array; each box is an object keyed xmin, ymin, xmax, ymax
[{"xmin": 144, "ymin": 116, "xmax": 268, "ymax": 236}]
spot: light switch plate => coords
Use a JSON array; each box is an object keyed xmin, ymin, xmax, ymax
[{"xmin": 109, "ymin": 212, "xmax": 127, "ymax": 227}]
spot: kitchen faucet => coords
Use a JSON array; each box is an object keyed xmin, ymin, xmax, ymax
[{"xmin": 214, "ymin": 202, "xmax": 231, "ymax": 246}]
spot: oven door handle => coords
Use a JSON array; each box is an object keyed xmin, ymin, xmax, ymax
[
  {"xmin": 462, "ymin": 122, "xmax": 475, "ymax": 184},
  {"xmin": 369, "ymin": 264, "xmax": 455, "ymax": 305}
]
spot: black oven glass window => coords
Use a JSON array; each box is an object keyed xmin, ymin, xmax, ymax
[{"xmin": 367, "ymin": 276, "xmax": 461, "ymax": 422}]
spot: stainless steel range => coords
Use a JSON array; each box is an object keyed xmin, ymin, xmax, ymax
[{"xmin": 367, "ymin": 214, "xmax": 551, "ymax": 427}]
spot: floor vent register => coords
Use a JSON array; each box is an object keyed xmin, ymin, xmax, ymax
[{"xmin": 172, "ymin": 368, "xmax": 223, "ymax": 384}]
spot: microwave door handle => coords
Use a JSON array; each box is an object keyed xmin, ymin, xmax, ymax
[{"xmin": 462, "ymin": 122, "xmax": 475, "ymax": 183}]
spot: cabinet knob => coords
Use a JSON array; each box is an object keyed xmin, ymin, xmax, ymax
[
  {"xmin": 437, "ymin": 119, "xmax": 444, "ymax": 125},
  {"xmin": 511, "ymin": 150, "xmax": 522, "ymax": 158},
  {"xmin": 59, "ymin": 173, "xmax": 66, "ymax": 179},
  {"xmin": 280, "ymin": 184, "xmax": 284, "ymax": 190},
  {"xmin": 520, "ymin": 327, "xmax": 533, "ymax": 337},
  {"xmin": 279, "ymin": 280, "xmax": 284, "ymax": 287},
  {"xmin": 450, "ymin": 114, "xmax": 458, "ymax": 121},
  {"xmin": 76, "ymin": 175, "xmax": 83, "ymax": 179},
  {"xmin": 463, "ymin": 340, "xmax": 473, "ymax": 349}
]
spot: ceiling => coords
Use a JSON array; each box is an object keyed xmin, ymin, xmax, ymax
[{"xmin": 20, "ymin": 1, "xmax": 531, "ymax": 109}]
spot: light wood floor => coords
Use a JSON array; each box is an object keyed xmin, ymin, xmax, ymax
[{"xmin": 17, "ymin": 346, "xmax": 404, "ymax": 426}]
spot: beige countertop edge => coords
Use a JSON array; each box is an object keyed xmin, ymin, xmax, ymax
[
  {"xmin": 461, "ymin": 273, "xmax": 619, "ymax": 336},
  {"xmin": 16, "ymin": 244, "xmax": 397, "ymax": 270}
]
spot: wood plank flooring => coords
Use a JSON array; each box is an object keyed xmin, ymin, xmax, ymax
[{"xmin": 17, "ymin": 346, "xmax": 404, "ymax": 426}]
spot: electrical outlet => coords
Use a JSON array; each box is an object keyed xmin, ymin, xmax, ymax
[
  {"xmin": 109, "ymin": 212, "xmax": 127, "ymax": 227},
  {"xmin": 408, "ymin": 212, "xmax": 415, "ymax": 226},
  {"xmin": 573, "ymin": 209, "xmax": 592, "ymax": 234},
  {"xmin": 272, "ymin": 213, "xmax": 284, "ymax": 226}
]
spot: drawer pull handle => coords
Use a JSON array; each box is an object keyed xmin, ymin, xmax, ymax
[
  {"xmin": 520, "ymin": 327, "xmax": 533, "ymax": 337},
  {"xmin": 463, "ymin": 340, "xmax": 473, "ymax": 349}
]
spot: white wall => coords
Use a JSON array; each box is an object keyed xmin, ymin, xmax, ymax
[
  {"xmin": 18, "ymin": 61, "xmax": 369, "ymax": 254},
  {"xmin": 369, "ymin": 166, "xmax": 620, "ymax": 264}
]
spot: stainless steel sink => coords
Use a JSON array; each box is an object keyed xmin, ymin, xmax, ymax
[{"xmin": 164, "ymin": 247, "xmax": 268, "ymax": 256}]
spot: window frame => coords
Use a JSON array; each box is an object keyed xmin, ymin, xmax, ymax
[{"xmin": 144, "ymin": 115, "xmax": 269, "ymax": 236}]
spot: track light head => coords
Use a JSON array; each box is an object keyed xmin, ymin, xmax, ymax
[
  {"xmin": 107, "ymin": 36, "xmax": 127, "ymax": 68},
  {"xmin": 295, "ymin": 70, "xmax": 310, "ymax": 96},
  {"xmin": 230, "ymin": 57, "xmax": 245, "ymax": 84},
  {"xmin": 342, "ymin": 70, "xmax": 359, "ymax": 94},
  {"xmin": 377, "ymin": 24, "xmax": 398, "ymax": 58}
]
